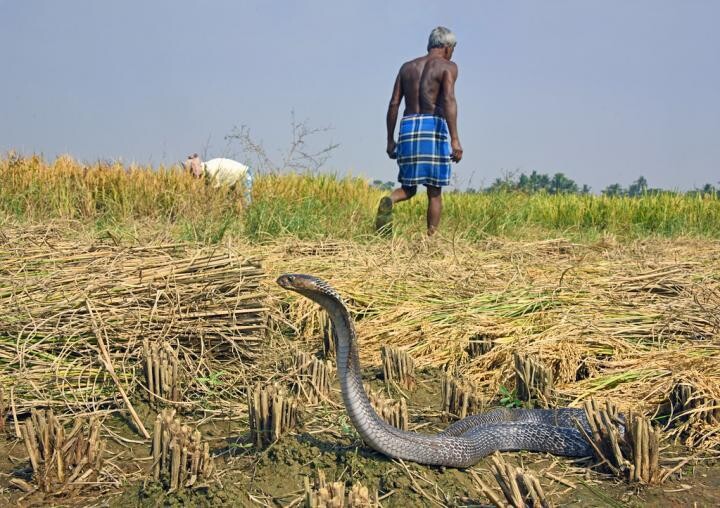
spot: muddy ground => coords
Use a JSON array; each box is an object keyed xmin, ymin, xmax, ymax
[{"xmin": 2, "ymin": 369, "xmax": 719, "ymax": 507}]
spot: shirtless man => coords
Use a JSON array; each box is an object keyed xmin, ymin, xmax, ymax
[{"xmin": 376, "ymin": 26, "xmax": 462, "ymax": 236}]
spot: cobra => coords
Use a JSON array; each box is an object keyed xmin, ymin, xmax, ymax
[{"xmin": 277, "ymin": 274, "xmax": 594, "ymax": 468}]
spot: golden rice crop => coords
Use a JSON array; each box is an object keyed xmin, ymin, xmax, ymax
[{"xmin": 2, "ymin": 154, "xmax": 720, "ymax": 241}]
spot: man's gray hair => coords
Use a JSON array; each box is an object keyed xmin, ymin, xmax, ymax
[{"xmin": 427, "ymin": 26, "xmax": 457, "ymax": 51}]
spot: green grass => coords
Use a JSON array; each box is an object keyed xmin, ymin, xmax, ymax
[{"xmin": 2, "ymin": 154, "xmax": 719, "ymax": 242}]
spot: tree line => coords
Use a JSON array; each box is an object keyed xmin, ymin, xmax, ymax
[{"xmin": 373, "ymin": 171, "xmax": 718, "ymax": 196}]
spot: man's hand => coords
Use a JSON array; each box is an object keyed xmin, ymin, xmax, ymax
[
  {"xmin": 386, "ymin": 140, "xmax": 397, "ymax": 159},
  {"xmin": 451, "ymin": 139, "xmax": 463, "ymax": 163}
]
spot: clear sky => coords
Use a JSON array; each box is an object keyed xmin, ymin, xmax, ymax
[{"xmin": 1, "ymin": 0, "xmax": 718, "ymax": 191}]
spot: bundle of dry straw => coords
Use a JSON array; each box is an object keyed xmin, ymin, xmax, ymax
[{"xmin": 0, "ymin": 224, "xmax": 268, "ymax": 414}]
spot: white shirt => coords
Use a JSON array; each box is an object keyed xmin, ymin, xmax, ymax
[{"xmin": 203, "ymin": 158, "xmax": 251, "ymax": 188}]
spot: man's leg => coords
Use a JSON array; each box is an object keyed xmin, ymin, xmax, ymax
[
  {"xmin": 375, "ymin": 185, "xmax": 417, "ymax": 234},
  {"xmin": 426, "ymin": 185, "xmax": 442, "ymax": 236},
  {"xmin": 390, "ymin": 185, "xmax": 417, "ymax": 204}
]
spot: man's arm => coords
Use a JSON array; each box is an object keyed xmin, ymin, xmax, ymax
[
  {"xmin": 442, "ymin": 64, "xmax": 463, "ymax": 163},
  {"xmin": 386, "ymin": 72, "xmax": 403, "ymax": 158}
]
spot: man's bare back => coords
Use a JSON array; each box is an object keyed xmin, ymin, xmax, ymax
[{"xmin": 398, "ymin": 56, "xmax": 455, "ymax": 115}]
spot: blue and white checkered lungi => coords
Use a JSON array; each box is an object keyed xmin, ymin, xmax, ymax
[{"xmin": 396, "ymin": 114, "xmax": 452, "ymax": 187}]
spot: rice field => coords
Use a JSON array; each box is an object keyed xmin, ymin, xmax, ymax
[
  {"xmin": 2, "ymin": 154, "xmax": 720, "ymax": 242},
  {"xmin": 1, "ymin": 154, "xmax": 719, "ymax": 506}
]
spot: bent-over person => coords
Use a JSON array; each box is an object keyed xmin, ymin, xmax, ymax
[
  {"xmin": 185, "ymin": 153, "xmax": 253, "ymax": 205},
  {"xmin": 376, "ymin": 26, "xmax": 463, "ymax": 236}
]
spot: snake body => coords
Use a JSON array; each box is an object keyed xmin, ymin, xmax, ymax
[{"xmin": 277, "ymin": 274, "xmax": 593, "ymax": 467}]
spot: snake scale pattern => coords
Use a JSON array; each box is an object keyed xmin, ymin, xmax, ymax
[{"xmin": 278, "ymin": 274, "xmax": 593, "ymax": 467}]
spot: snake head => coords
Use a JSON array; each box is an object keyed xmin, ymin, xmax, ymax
[
  {"xmin": 276, "ymin": 273, "xmax": 316, "ymax": 291},
  {"xmin": 276, "ymin": 274, "xmax": 343, "ymax": 302}
]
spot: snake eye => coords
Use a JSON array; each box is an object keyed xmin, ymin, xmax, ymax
[{"xmin": 277, "ymin": 274, "xmax": 297, "ymax": 288}]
